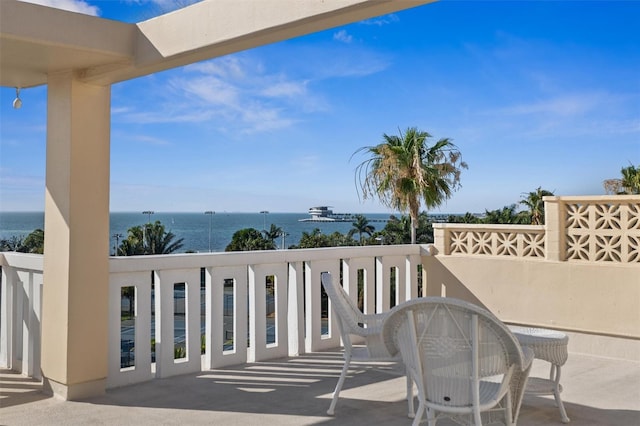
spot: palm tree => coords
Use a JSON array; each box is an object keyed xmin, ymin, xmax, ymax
[
  {"xmin": 225, "ymin": 228, "xmax": 275, "ymax": 251},
  {"xmin": 354, "ymin": 127, "xmax": 467, "ymax": 243},
  {"xmin": 290, "ymin": 228, "xmax": 357, "ymax": 249},
  {"xmin": 382, "ymin": 212, "xmax": 434, "ymax": 244},
  {"xmin": 483, "ymin": 204, "xmax": 529, "ymax": 224},
  {"xmin": 348, "ymin": 214, "xmax": 375, "ymax": 245},
  {"xmin": 262, "ymin": 224, "xmax": 283, "ymax": 245},
  {"xmin": 144, "ymin": 221, "xmax": 184, "ymax": 254},
  {"xmin": 520, "ymin": 187, "xmax": 555, "ymax": 225},
  {"xmin": 294, "ymin": 228, "xmax": 325, "ymax": 248},
  {"xmin": 620, "ymin": 164, "xmax": 640, "ymax": 194},
  {"xmin": 118, "ymin": 221, "xmax": 183, "ymax": 255},
  {"xmin": 118, "ymin": 226, "xmax": 145, "ymax": 256},
  {"xmin": 603, "ymin": 164, "xmax": 640, "ymax": 195},
  {"xmin": 446, "ymin": 212, "xmax": 481, "ymax": 224}
]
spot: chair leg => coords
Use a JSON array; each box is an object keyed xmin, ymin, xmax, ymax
[
  {"xmin": 554, "ymin": 390, "xmax": 570, "ymax": 423},
  {"xmin": 406, "ymin": 374, "xmax": 415, "ymax": 418},
  {"xmin": 551, "ymin": 365, "xmax": 570, "ymax": 423},
  {"xmin": 327, "ymin": 354, "xmax": 351, "ymax": 415},
  {"xmin": 426, "ymin": 406, "xmax": 437, "ymax": 426},
  {"xmin": 472, "ymin": 406, "xmax": 482, "ymax": 426},
  {"xmin": 412, "ymin": 401, "xmax": 426, "ymax": 426},
  {"xmin": 505, "ymin": 390, "xmax": 514, "ymax": 426}
]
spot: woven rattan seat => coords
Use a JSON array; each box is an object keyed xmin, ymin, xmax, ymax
[{"xmin": 382, "ymin": 297, "xmax": 534, "ymax": 426}]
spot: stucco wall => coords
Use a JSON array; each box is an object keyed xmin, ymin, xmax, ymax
[{"xmin": 423, "ymin": 255, "xmax": 640, "ymax": 360}]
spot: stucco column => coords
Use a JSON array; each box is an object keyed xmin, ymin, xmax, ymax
[
  {"xmin": 432, "ymin": 224, "xmax": 447, "ymax": 255},
  {"xmin": 41, "ymin": 71, "xmax": 111, "ymax": 400},
  {"xmin": 544, "ymin": 196, "xmax": 563, "ymax": 261}
]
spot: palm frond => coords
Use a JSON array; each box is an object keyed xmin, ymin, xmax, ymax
[{"xmin": 352, "ymin": 127, "xmax": 467, "ymax": 243}]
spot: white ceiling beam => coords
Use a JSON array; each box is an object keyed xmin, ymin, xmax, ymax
[{"xmin": 1, "ymin": 0, "xmax": 435, "ymax": 88}]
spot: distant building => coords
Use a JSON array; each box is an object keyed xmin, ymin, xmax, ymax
[{"xmin": 299, "ymin": 206, "xmax": 352, "ymax": 222}]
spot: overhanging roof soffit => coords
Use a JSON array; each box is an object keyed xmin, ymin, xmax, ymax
[
  {"xmin": 1, "ymin": 0, "xmax": 435, "ymax": 88},
  {"xmin": 0, "ymin": 1, "xmax": 135, "ymax": 88}
]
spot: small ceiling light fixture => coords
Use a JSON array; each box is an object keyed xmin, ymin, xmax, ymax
[{"xmin": 13, "ymin": 87, "xmax": 22, "ymax": 109}]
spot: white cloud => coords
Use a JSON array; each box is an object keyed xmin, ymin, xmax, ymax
[
  {"xmin": 117, "ymin": 108, "xmax": 218, "ymax": 124},
  {"xmin": 111, "ymin": 106, "xmax": 133, "ymax": 115},
  {"xmin": 360, "ymin": 14, "xmax": 399, "ymax": 26},
  {"xmin": 117, "ymin": 55, "xmax": 324, "ymax": 132},
  {"xmin": 240, "ymin": 104, "xmax": 295, "ymax": 133},
  {"xmin": 333, "ymin": 30, "xmax": 353, "ymax": 44},
  {"xmin": 260, "ymin": 81, "xmax": 308, "ymax": 98},
  {"xmin": 298, "ymin": 45, "xmax": 390, "ymax": 79},
  {"xmin": 115, "ymin": 41, "xmax": 387, "ymax": 133},
  {"xmin": 460, "ymin": 89, "xmax": 640, "ymax": 144},
  {"xmin": 129, "ymin": 134, "xmax": 171, "ymax": 146},
  {"xmin": 179, "ymin": 76, "xmax": 241, "ymax": 106},
  {"xmin": 186, "ymin": 57, "xmax": 247, "ymax": 80},
  {"xmin": 19, "ymin": 0, "xmax": 100, "ymax": 16},
  {"xmin": 489, "ymin": 92, "xmax": 618, "ymax": 118},
  {"xmin": 501, "ymin": 94, "xmax": 600, "ymax": 117}
]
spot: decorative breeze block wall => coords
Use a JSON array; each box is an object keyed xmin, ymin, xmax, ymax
[{"xmin": 565, "ymin": 201, "xmax": 640, "ymax": 263}]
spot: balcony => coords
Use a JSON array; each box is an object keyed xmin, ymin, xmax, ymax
[
  {"xmin": 1, "ymin": 196, "xmax": 639, "ymax": 424},
  {"xmin": 2, "ymin": 349, "xmax": 639, "ymax": 425}
]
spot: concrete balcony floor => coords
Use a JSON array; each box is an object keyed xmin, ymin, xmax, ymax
[{"xmin": 1, "ymin": 350, "xmax": 639, "ymax": 425}]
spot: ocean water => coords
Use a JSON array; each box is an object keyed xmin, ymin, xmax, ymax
[{"xmin": 0, "ymin": 211, "xmax": 394, "ymax": 253}]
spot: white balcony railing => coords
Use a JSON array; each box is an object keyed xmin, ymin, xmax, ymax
[
  {"xmin": 1, "ymin": 244, "xmax": 428, "ymax": 388},
  {"xmin": 0, "ymin": 253, "xmax": 43, "ymax": 380}
]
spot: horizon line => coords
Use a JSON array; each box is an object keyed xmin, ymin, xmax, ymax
[{"xmin": 0, "ymin": 210, "xmax": 480, "ymax": 215}]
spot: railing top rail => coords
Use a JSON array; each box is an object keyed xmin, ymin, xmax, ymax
[
  {"xmin": 0, "ymin": 252, "xmax": 44, "ymax": 270},
  {"xmin": 433, "ymin": 223, "xmax": 544, "ymax": 231},
  {"xmin": 108, "ymin": 244, "xmax": 432, "ymax": 274},
  {"xmin": 1, "ymin": 245, "xmax": 432, "ymax": 275},
  {"xmin": 544, "ymin": 195, "xmax": 640, "ymax": 203}
]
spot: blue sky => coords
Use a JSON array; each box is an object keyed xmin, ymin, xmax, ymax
[{"xmin": 1, "ymin": 0, "xmax": 638, "ymax": 214}]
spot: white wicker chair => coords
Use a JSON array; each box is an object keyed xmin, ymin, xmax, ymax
[
  {"xmin": 381, "ymin": 297, "xmax": 534, "ymax": 426},
  {"xmin": 320, "ymin": 272, "xmax": 412, "ymax": 416}
]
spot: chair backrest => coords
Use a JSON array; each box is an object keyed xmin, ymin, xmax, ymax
[
  {"xmin": 382, "ymin": 297, "xmax": 526, "ymax": 408},
  {"xmin": 321, "ymin": 272, "xmax": 366, "ymax": 337},
  {"xmin": 321, "ymin": 272, "xmax": 394, "ymax": 359}
]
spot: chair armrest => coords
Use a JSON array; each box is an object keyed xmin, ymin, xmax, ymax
[
  {"xmin": 520, "ymin": 346, "xmax": 535, "ymax": 371},
  {"xmin": 361, "ymin": 312, "xmax": 388, "ymax": 329}
]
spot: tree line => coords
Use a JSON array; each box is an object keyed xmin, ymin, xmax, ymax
[
  {"xmin": 224, "ymin": 186, "xmax": 556, "ymax": 251},
  {"xmin": 0, "ymin": 229, "xmax": 44, "ymax": 253},
  {"xmin": 0, "ymin": 196, "xmax": 551, "ymax": 255}
]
